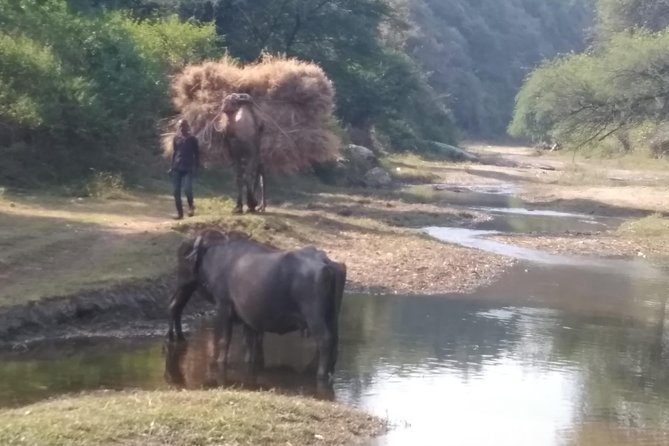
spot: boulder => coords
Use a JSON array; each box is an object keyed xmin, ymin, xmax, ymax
[
  {"xmin": 364, "ymin": 167, "xmax": 392, "ymax": 188},
  {"xmin": 344, "ymin": 144, "xmax": 377, "ymax": 168}
]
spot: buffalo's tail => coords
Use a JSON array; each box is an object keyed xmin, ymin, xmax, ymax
[
  {"xmin": 323, "ymin": 261, "xmax": 346, "ymax": 329},
  {"xmin": 186, "ymin": 233, "xmax": 207, "ymax": 276}
]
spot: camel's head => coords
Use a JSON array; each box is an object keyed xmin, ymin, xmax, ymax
[{"xmin": 222, "ymin": 93, "xmax": 253, "ymax": 115}]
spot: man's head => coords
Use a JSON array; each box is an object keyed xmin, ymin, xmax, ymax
[{"xmin": 177, "ymin": 119, "xmax": 190, "ymax": 136}]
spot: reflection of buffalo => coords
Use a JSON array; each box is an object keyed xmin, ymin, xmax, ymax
[
  {"xmin": 163, "ymin": 331, "xmax": 335, "ymax": 400},
  {"xmin": 167, "ymin": 229, "xmax": 346, "ymax": 380}
]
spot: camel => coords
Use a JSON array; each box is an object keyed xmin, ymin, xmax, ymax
[{"xmin": 220, "ymin": 93, "xmax": 266, "ymax": 214}]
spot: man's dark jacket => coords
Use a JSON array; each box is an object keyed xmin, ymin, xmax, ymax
[{"xmin": 172, "ymin": 135, "xmax": 200, "ymax": 172}]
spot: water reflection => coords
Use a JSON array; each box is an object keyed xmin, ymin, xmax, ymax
[
  {"xmin": 162, "ymin": 328, "xmax": 335, "ymax": 400},
  {"xmin": 336, "ymin": 294, "xmax": 669, "ymax": 445}
]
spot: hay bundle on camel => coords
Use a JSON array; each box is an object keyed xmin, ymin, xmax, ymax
[{"xmin": 163, "ymin": 54, "xmax": 340, "ymax": 174}]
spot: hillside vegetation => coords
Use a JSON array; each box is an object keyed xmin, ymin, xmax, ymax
[
  {"xmin": 511, "ymin": 0, "xmax": 669, "ymax": 157},
  {"xmin": 0, "ymin": 0, "xmax": 592, "ymax": 186}
]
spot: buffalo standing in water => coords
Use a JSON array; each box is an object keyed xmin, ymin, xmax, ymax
[{"xmin": 167, "ymin": 229, "xmax": 346, "ymax": 379}]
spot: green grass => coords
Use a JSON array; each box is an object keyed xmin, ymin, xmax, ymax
[
  {"xmin": 617, "ymin": 213, "xmax": 669, "ymax": 239},
  {"xmin": 548, "ymin": 163, "xmax": 615, "ymax": 186},
  {"xmin": 543, "ymin": 145, "xmax": 669, "ymax": 172},
  {"xmin": 0, "ymin": 389, "xmax": 386, "ymax": 445},
  {"xmin": 381, "ymin": 153, "xmax": 443, "ymax": 184},
  {"xmin": 0, "ymin": 190, "xmax": 184, "ymax": 306}
]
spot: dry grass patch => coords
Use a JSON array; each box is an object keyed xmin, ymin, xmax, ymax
[
  {"xmin": 616, "ymin": 214, "xmax": 669, "ymax": 257},
  {"xmin": 320, "ymin": 229, "xmax": 513, "ymax": 294},
  {"xmin": 488, "ymin": 215, "xmax": 669, "ymax": 259},
  {"xmin": 543, "ymin": 163, "xmax": 614, "ymax": 187},
  {"xmin": 0, "ymin": 389, "xmax": 386, "ymax": 446},
  {"xmin": 175, "ymin": 192, "xmax": 510, "ymax": 295},
  {"xmin": 618, "ymin": 213, "xmax": 669, "ymax": 238},
  {"xmin": 488, "ymin": 233, "xmax": 642, "ymax": 258},
  {"xmin": 382, "ymin": 154, "xmax": 444, "ymax": 184}
]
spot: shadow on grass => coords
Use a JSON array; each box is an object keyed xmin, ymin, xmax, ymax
[{"xmin": 0, "ymin": 210, "xmax": 182, "ymax": 307}]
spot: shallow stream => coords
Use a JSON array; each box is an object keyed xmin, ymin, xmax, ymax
[{"xmin": 2, "ymin": 184, "xmax": 669, "ymax": 446}]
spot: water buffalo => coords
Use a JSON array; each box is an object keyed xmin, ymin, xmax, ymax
[{"xmin": 166, "ymin": 229, "xmax": 346, "ymax": 379}]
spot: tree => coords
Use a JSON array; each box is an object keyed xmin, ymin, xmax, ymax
[
  {"xmin": 511, "ymin": 0, "xmax": 669, "ymax": 149},
  {"xmin": 177, "ymin": 0, "xmax": 456, "ymax": 149},
  {"xmin": 403, "ymin": 0, "xmax": 593, "ymax": 136},
  {"xmin": 510, "ymin": 31, "xmax": 669, "ymax": 146},
  {"xmin": 0, "ymin": 0, "xmax": 218, "ymax": 184},
  {"xmin": 598, "ymin": 0, "xmax": 669, "ymax": 37}
]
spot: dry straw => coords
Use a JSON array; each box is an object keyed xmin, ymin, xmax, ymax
[{"xmin": 163, "ymin": 54, "xmax": 341, "ymax": 173}]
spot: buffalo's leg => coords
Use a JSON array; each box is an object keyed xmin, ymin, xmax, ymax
[
  {"xmin": 212, "ymin": 301, "xmax": 234, "ymax": 368},
  {"xmin": 326, "ymin": 305, "xmax": 340, "ymax": 373},
  {"xmin": 242, "ymin": 325, "xmax": 265, "ymax": 369},
  {"xmin": 242, "ymin": 325, "xmax": 254, "ymax": 364},
  {"xmin": 254, "ymin": 332, "xmax": 265, "ymax": 367},
  {"xmin": 163, "ymin": 340, "xmax": 188, "ymax": 386},
  {"xmin": 305, "ymin": 318, "xmax": 333, "ymax": 380},
  {"xmin": 167, "ymin": 281, "xmax": 198, "ymax": 341}
]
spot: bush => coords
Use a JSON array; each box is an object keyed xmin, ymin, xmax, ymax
[
  {"xmin": 510, "ymin": 29, "xmax": 669, "ymax": 148},
  {"xmin": 0, "ymin": 0, "xmax": 218, "ymax": 185}
]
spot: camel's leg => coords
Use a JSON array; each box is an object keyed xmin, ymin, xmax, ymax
[
  {"xmin": 245, "ymin": 157, "xmax": 260, "ymax": 212},
  {"xmin": 256, "ymin": 165, "xmax": 266, "ymax": 212},
  {"xmin": 232, "ymin": 158, "xmax": 244, "ymax": 214}
]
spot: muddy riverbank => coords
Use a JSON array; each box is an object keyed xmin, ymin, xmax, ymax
[{"xmin": 0, "ymin": 277, "xmax": 175, "ymax": 348}]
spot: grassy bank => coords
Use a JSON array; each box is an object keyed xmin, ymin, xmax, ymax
[
  {"xmin": 4, "ymin": 143, "xmax": 669, "ymax": 310},
  {"xmin": 0, "ymin": 161, "xmax": 513, "ymax": 309},
  {"xmin": 0, "ymin": 389, "xmax": 386, "ymax": 445}
]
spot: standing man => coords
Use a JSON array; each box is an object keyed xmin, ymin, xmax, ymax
[{"xmin": 170, "ymin": 119, "xmax": 200, "ymax": 220}]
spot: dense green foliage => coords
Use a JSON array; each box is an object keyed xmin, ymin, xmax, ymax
[
  {"xmin": 176, "ymin": 0, "xmax": 456, "ymax": 151},
  {"xmin": 405, "ymin": 0, "xmax": 593, "ymax": 136},
  {"xmin": 597, "ymin": 0, "xmax": 669, "ymax": 36},
  {"xmin": 510, "ymin": 31, "xmax": 669, "ymax": 145},
  {"xmin": 511, "ymin": 0, "xmax": 669, "ymax": 153},
  {"xmin": 0, "ymin": 0, "xmax": 217, "ymax": 184},
  {"xmin": 0, "ymin": 0, "xmax": 597, "ymax": 184}
]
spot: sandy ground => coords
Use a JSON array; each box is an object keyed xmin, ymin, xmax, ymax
[{"xmin": 488, "ymin": 234, "xmax": 648, "ymax": 258}]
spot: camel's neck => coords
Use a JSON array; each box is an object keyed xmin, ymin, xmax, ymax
[{"xmin": 225, "ymin": 104, "xmax": 259, "ymax": 140}]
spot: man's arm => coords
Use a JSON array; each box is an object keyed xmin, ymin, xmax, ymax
[
  {"xmin": 193, "ymin": 137, "xmax": 201, "ymax": 171},
  {"xmin": 170, "ymin": 137, "xmax": 177, "ymax": 172}
]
